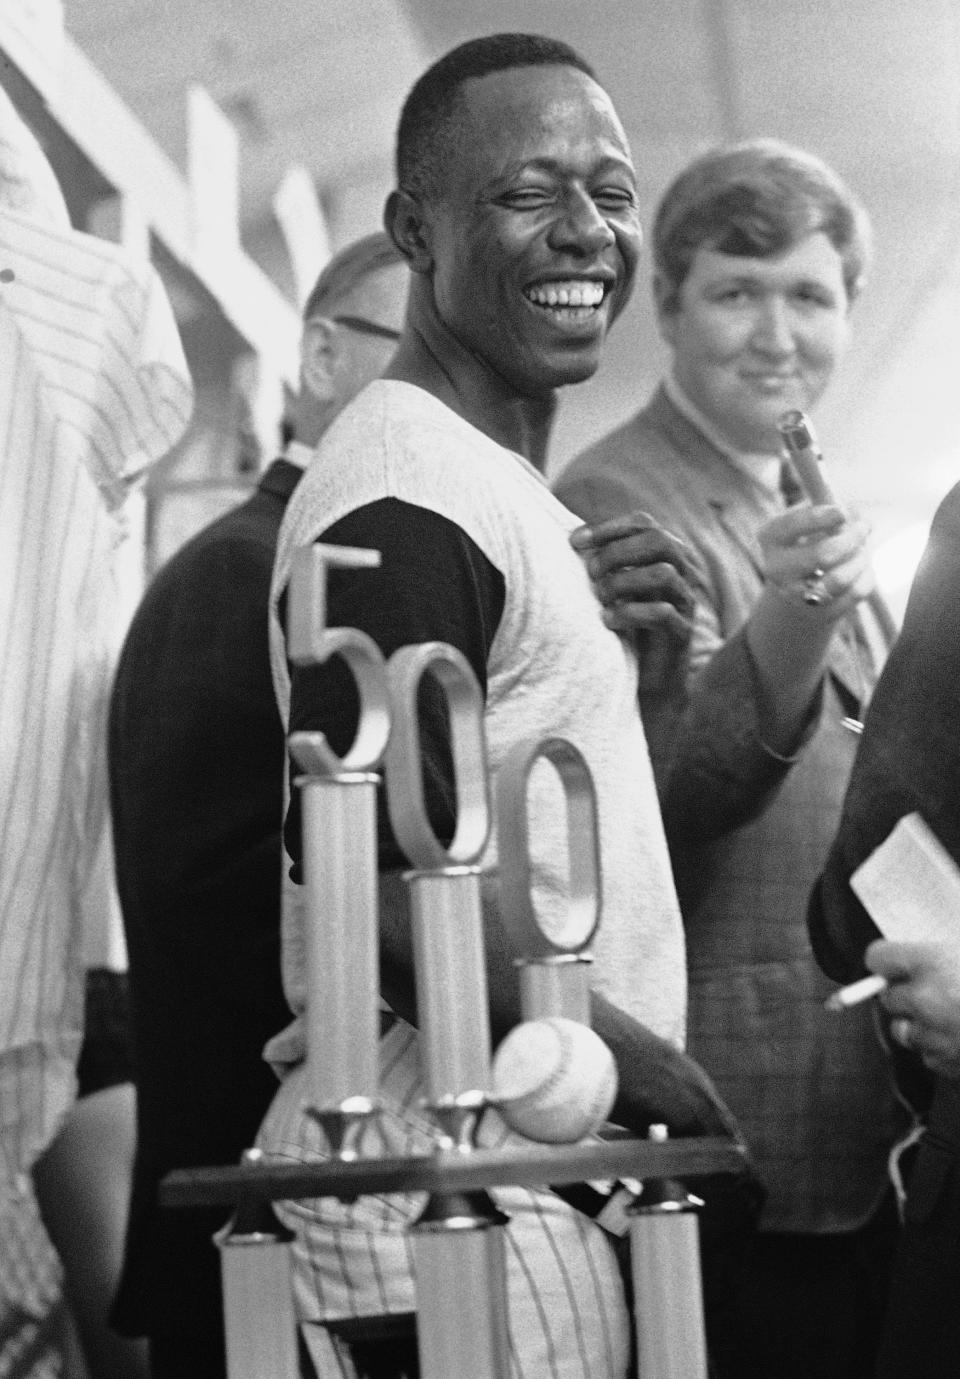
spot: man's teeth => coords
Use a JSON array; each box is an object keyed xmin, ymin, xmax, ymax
[{"xmin": 525, "ymin": 281, "xmax": 605, "ymax": 308}]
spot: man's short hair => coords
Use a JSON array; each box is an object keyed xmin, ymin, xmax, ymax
[
  {"xmin": 301, "ymin": 231, "xmax": 404, "ymax": 322},
  {"xmin": 396, "ymin": 33, "xmax": 598, "ymax": 205},
  {"xmin": 653, "ymin": 138, "xmax": 872, "ymax": 308}
]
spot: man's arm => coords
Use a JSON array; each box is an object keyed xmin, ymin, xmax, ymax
[
  {"xmin": 378, "ymin": 869, "xmax": 745, "ymax": 1141},
  {"xmin": 564, "ymin": 516, "xmax": 803, "ymax": 833},
  {"xmin": 810, "ymin": 483, "xmax": 960, "ymax": 987},
  {"xmin": 283, "ymin": 495, "xmax": 504, "ymax": 961},
  {"xmin": 742, "ymin": 501, "xmax": 875, "ymax": 752},
  {"xmin": 583, "ymin": 497, "xmax": 876, "ymax": 838},
  {"xmin": 285, "ymin": 495, "xmax": 748, "ymax": 1148}
]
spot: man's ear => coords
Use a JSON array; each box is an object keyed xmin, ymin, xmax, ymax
[
  {"xmin": 384, "ymin": 189, "xmax": 433, "ymax": 274},
  {"xmin": 300, "ymin": 317, "xmax": 338, "ymax": 402}
]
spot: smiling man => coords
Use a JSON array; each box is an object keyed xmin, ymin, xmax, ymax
[
  {"xmin": 259, "ymin": 33, "xmax": 745, "ymax": 1379},
  {"xmin": 556, "ymin": 139, "xmax": 907, "ymax": 1378}
]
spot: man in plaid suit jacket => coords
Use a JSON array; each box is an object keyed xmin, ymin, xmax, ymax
[{"xmin": 556, "ymin": 138, "xmax": 908, "ymax": 1379}]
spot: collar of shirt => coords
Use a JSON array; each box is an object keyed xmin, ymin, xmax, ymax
[
  {"xmin": 663, "ymin": 372, "xmax": 783, "ymax": 501},
  {"xmin": 284, "ymin": 439, "xmax": 313, "ymax": 470}
]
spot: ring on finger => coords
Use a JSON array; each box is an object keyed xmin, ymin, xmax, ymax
[{"xmin": 802, "ymin": 566, "xmax": 830, "ymax": 606}]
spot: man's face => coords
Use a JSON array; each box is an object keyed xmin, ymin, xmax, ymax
[
  {"xmin": 658, "ymin": 231, "xmax": 851, "ymax": 452},
  {"xmin": 423, "ymin": 64, "xmax": 642, "ymax": 397}
]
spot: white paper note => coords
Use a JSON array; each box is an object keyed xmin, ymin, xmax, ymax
[{"xmin": 851, "ymin": 812, "xmax": 960, "ymax": 944}]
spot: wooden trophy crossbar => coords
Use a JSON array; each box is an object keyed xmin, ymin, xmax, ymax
[{"xmin": 161, "ymin": 540, "xmax": 746, "ymax": 1379}]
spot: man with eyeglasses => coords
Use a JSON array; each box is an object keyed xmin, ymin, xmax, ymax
[{"xmin": 106, "ymin": 232, "xmax": 408, "ymax": 1379}]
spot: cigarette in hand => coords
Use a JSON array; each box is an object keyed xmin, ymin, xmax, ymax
[{"xmin": 824, "ymin": 973, "xmax": 888, "ymax": 1011}]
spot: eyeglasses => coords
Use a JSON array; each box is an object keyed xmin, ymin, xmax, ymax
[{"xmin": 330, "ymin": 314, "xmax": 402, "ymax": 343}]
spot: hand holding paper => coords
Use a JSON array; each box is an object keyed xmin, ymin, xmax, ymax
[
  {"xmin": 826, "ymin": 813, "xmax": 960, "ymax": 1012},
  {"xmin": 827, "ymin": 813, "xmax": 960, "ymax": 1076}
]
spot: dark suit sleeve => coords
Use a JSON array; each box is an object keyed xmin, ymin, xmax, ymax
[
  {"xmin": 809, "ymin": 482, "xmax": 960, "ymax": 982},
  {"xmin": 557, "ymin": 428, "xmax": 806, "ymax": 838},
  {"xmin": 653, "ymin": 626, "xmax": 819, "ymax": 840}
]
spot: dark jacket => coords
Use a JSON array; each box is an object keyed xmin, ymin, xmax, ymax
[
  {"xmin": 109, "ymin": 459, "xmax": 301, "ymax": 1372},
  {"xmin": 810, "ymin": 479, "xmax": 960, "ymax": 1379}
]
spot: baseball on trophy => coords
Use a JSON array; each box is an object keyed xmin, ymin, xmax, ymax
[{"xmin": 491, "ymin": 1016, "xmax": 618, "ymax": 1143}]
